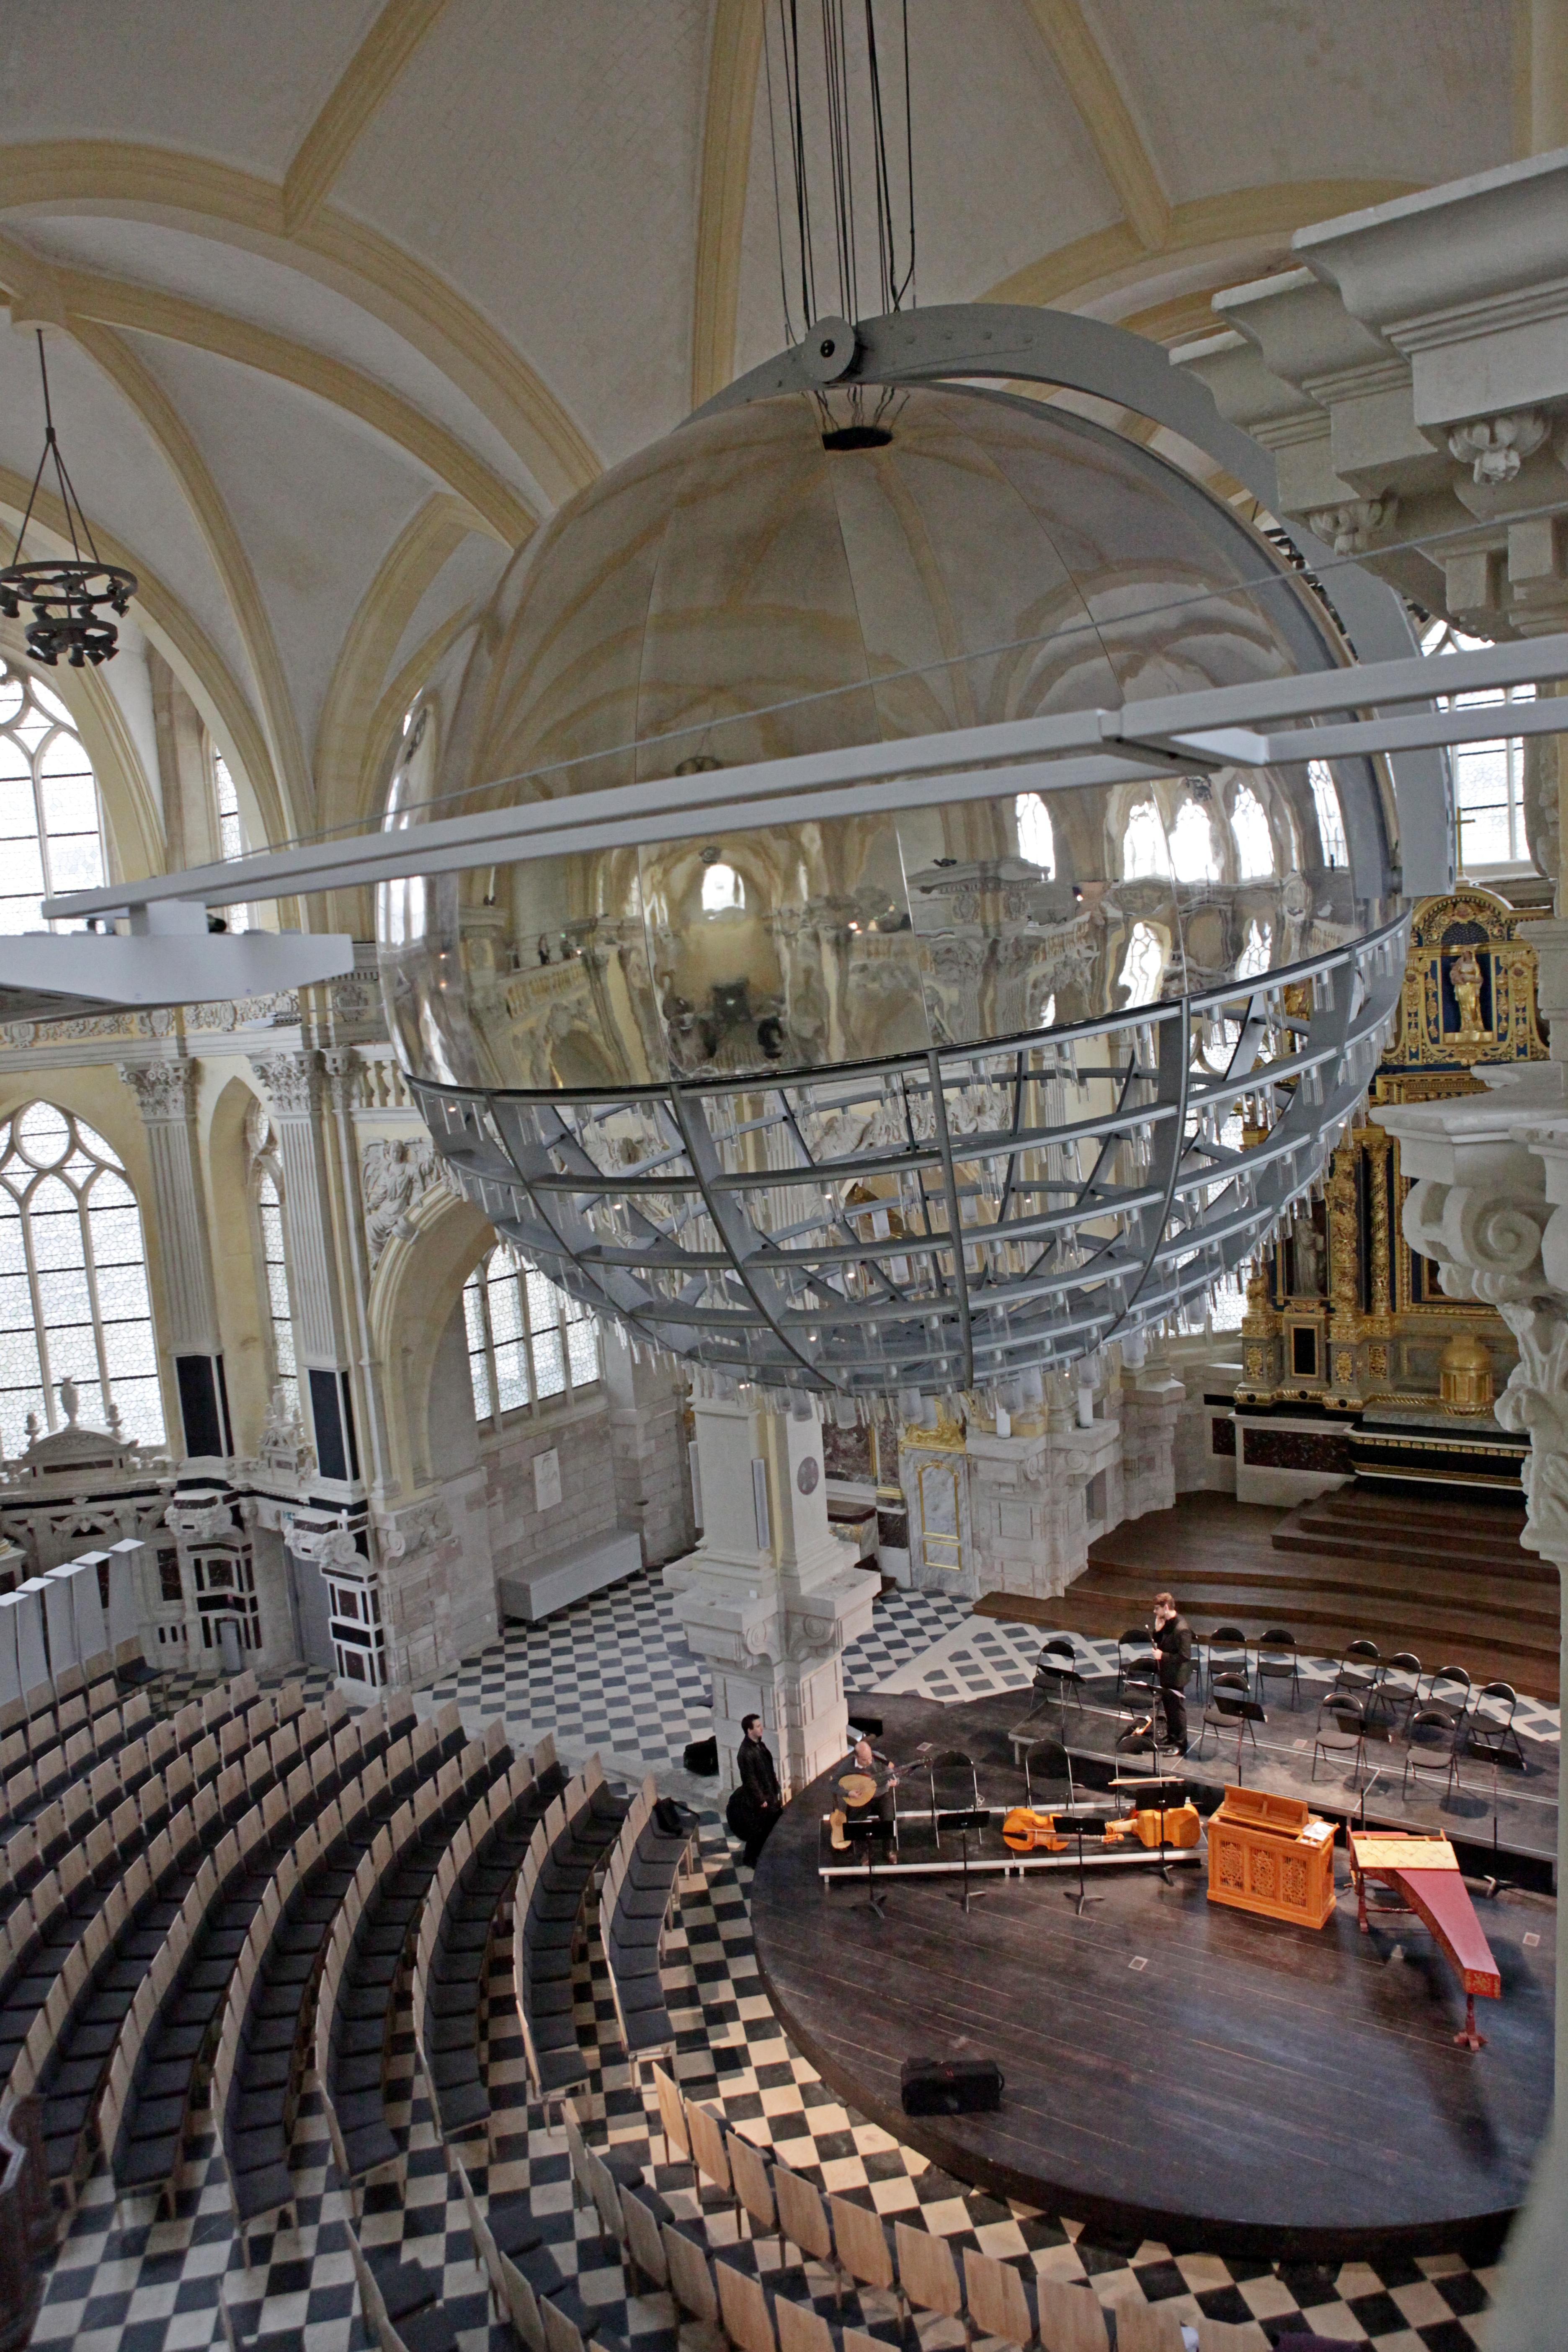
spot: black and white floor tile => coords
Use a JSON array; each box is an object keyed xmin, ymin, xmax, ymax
[{"xmin": 30, "ymin": 1574, "xmax": 1517, "ymax": 2351}]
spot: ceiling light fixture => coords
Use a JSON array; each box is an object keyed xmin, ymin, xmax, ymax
[{"xmin": 0, "ymin": 330, "xmax": 136, "ymax": 667}]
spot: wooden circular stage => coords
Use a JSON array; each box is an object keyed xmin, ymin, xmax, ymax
[{"xmin": 749, "ymin": 1694, "xmax": 1555, "ymax": 2263}]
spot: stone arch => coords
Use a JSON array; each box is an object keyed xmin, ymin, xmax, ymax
[
  {"xmin": 201, "ymin": 1070, "xmax": 273, "ymax": 1455},
  {"xmin": 367, "ymin": 1181, "xmax": 493, "ymax": 1495}
]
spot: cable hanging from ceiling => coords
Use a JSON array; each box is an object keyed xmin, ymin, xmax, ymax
[{"xmin": 764, "ymin": 0, "xmax": 916, "ymax": 347}]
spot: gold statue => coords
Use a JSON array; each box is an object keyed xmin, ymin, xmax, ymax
[{"xmin": 1449, "ymin": 945, "xmax": 1488, "ymax": 1044}]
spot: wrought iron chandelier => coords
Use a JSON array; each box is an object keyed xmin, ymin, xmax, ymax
[{"xmin": 0, "ymin": 331, "xmax": 136, "ymax": 667}]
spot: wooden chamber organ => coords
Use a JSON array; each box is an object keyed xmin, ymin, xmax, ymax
[{"xmin": 1206, "ymin": 1786, "xmax": 1337, "ymax": 1929}]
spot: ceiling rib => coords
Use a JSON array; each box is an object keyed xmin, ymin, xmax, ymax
[
  {"xmin": 0, "ymin": 142, "xmax": 602, "ymax": 504},
  {"xmin": 0, "ymin": 237, "xmax": 534, "ymax": 547},
  {"xmin": 690, "ymin": 0, "xmax": 765, "ymax": 407},
  {"xmin": 283, "ymin": 0, "xmax": 457, "ymax": 236},
  {"xmin": 71, "ymin": 317, "xmax": 313, "ymax": 845},
  {"xmin": 1022, "ymin": 0, "xmax": 1170, "ymax": 251}
]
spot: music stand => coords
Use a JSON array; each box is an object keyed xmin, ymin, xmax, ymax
[
  {"xmin": 1110, "ymin": 1771, "xmax": 1187, "ymax": 1885},
  {"xmin": 842, "ymin": 1814, "xmax": 891, "ymax": 1919},
  {"xmin": 1053, "ymin": 1805, "xmax": 1107, "ymax": 1916},
  {"xmin": 1221, "ymin": 1695, "xmax": 1266, "ymax": 1785},
  {"xmin": 938, "ymin": 1808, "xmax": 993, "ymax": 1912}
]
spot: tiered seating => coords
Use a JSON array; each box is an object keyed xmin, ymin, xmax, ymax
[
  {"xmin": 0, "ymin": 1678, "xmax": 152, "ymax": 1838},
  {"xmin": 17, "ymin": 1681, "xmax": 322, "ymax": 2204},
  {"xmin": 513, "ymin": 1756, "xmax": 628, "ymax": 2101},
  {"xmin": 600, "ymin": 1777, "xmax": 696, "ymax": 2068},
  {"xmin": 317, "ymin": 1727, "xmax": 533, "ymax": 2193},
  {"xmin": 213, "ymin": 1703, "xmax": 476, "ymax": 2258},
  {"xmin": 410, "ymin": 1735, "xmax": 568, "ymax": 2140},
  {"xmin": 94, "ymin": 1690, "xmax": 406, "ymax": 2217},
  {"xmin": 1, "ymin": 1678, "xmax": 270, "ymax": 1925},
  {"xmin": 1, "ymin": 1677, "xmax": 286, "ymax": 2191}
]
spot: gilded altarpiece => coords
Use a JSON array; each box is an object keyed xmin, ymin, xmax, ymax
[{"xmin": 1238, "ymin": 890, "xmax": 1545, "ymax": 1421}]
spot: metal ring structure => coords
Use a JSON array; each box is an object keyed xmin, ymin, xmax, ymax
[
  {"xmin": 395, "ymin": 303, "xmax": 1427, "ymax": 1406},
  {"xmin": 413, "ymin": 917, "xmax": 1406, "ymax": 1406}
]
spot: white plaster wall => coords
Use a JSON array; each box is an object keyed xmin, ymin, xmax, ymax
[{"xmin": 482, "ymin": 1390, "xmax": 622, "ymax": 1591}]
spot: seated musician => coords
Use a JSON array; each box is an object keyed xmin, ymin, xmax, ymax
[{"xmin": 835, "ymin": 1733, "xmax": 898, "ymax": 1829}]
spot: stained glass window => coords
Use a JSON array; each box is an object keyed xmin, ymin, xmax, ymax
[
  {"xmin": 463, "ymin": 1245, "xmax": 599, "ymax": 1425},
  {"xmin": 0, "ymin": 663, "xmax": 106, "ymax": 934},
  {"xmin": 256, "ymin": 1165, "xmax": 298, "ymax": 1422},
  {"xmin": 0, "ymin": 1102, "xmax": 164, "ymax": 1456}
]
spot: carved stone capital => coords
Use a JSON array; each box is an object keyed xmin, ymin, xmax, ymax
[
  {"xmin": 1400, "ymin": 1174, "xmax": 1550, "ymax": 1306},
  {"xmin": 250, "ymin": 1050, "xmax": 321, "ymax": 1119},
  {"xmin": 119, "ymin": 1056, "xmax": 199, "ymax": 1124}
]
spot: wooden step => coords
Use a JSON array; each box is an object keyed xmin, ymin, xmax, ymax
[
  {"xmin": 1055, "ymin": 1554, "xmax": 1558, "ymax": 1630},
  {"xmin": 985, "ymin": 1489, "xmax": 1562, "ymax": 1703}
]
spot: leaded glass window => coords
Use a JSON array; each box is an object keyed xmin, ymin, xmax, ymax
[
  {"xmin": 463, "ymin": 1245, "xmax": 599, "ymax": 1425},
  {"xmin": 213, "ymin": 749, "xmax": 251, "ymax": 934},
  {"xmin": 0, "ymin": 663, "xmax": 106, "ymax": 934},
  {"xmin": 0, "ymin": 1102, "xmax": 164, "ymax": 1455},
  {"xmin": 254, "ymin": 1157, "xmax": 298, "ymax": 1423}
]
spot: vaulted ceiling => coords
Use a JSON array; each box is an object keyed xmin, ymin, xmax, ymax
[{"xmin": 0, "ymin": 0, "xmax": 1521, "ymax": 887}]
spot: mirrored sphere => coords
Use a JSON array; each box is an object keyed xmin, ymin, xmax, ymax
[{"xmin": 379, "ymin": 382, "xmax": 1400, "ymax": 1398}]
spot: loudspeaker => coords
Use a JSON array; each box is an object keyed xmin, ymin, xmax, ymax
[
  {"xmin": 683, "ymin": 1736, "xmax": 718, "ymax": 1776},
  {"xmin": 900, "ymin": 2056, "xmax": 1003, "ymax": 2116}
]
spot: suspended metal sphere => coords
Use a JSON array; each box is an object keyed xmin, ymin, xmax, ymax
[{"xmin": 378, "ymin": 369, "xmax": 1401, "ymax": 1403}]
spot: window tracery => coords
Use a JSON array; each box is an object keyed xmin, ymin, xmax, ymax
[
  {"xmin": 463, "ymin": 1245, "xmax": 599, "ymax": 1424},
  {"xmin": 0, "ymin": 1101, "xmax": 163, "ymax": 1455},
  {"xmin": 0, "ymin": 662, "xmax": 106, "ymax": 934}
]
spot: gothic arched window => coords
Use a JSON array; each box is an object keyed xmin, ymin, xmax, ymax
[
  {"xmin": 255, "ymin": 1166, "xmax": 299, "ymax": 1424},
  {"xmin": 463, "ymin": 1246, "xmax": 599, "ymax": 1424},
  {"xmin": 0, "ymin": 663, "xmax": 107, "ymax": 933},
  {"xmin": 1015, "ymin": 792, "xmax": 1055, "ymax": 875},
  {"xmin": 1122, "ymin": 798, "xmax": 1168, "ymax": 879},
  {"xmin": 0, "ymin": 1102, "xmax": 164, "ymax": 1455},
  {"xmin": 1229, "ymin": 783, "xmax": 1275, "ymax": 879}
]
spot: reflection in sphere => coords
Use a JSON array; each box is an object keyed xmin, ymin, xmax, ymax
[{"xmin": 378, "ymin": 380, "xmax": 1401, "ymax": 1404}]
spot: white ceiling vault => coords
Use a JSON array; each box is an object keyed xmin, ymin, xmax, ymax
[{"xmin": 0, "ymin": 0, "xmax": 1522, "ymax": 908}]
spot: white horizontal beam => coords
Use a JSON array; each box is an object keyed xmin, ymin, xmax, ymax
[
  {"xmin": 1174, "ymin": 694, "xmax": 1568, "ymax": 768},
  {"xmin": 40, "ymin": 631, "xmax": 1568, "ymax": 922},
  {"xmin": 0, "ymin": 930, "xmax": 355, "ymax": 1011}
]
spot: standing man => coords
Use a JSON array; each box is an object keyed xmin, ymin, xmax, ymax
[
  {"xmin": 1153, "ymin": 1591, "xmax": 1193, "ymax": 1754},
  {"xmin": 728, "ymin": 1712, "xmax": 783, "ymax": 1867}
]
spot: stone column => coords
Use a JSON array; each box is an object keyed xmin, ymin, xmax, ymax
[
  {"xmin": 119, "ymin": 1055, "xmax": 231, "ymax": 1466},
  {"xmin": 600, "ymin": 1337, "xmax": 696, "ymax": 1568},
  {"xmin": 1380, "ymin": 1058, "xmax": 1568, "ymax": 2352},
  {"xmin": 664, "ymin": 1385, "xmax": 878, "ymax": 1798},
  {"xmin": 250, "ymin": 1051, "xmax": 361, "ymax": 1495}
]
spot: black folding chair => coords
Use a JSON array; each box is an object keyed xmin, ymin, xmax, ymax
[
  {"xmin": 1403, "ymin": 1704, "xmax": 1461, "ymax": 1805},
  {"xmin": 1463, "ymin": 1681, "xmax": 1524, "ymax": 1770},
  {"xmin": 1254, "ymin": 1627, "xmax": 1300, "ymax": 1711},
  {"xmin": 1116, "ymin": 1630, "xmax": 1161, "ymax": 1705},
  {"xmin": 1312, "ymin": 1694, "xmax": 1369, "ymax": 1788},
  {"xmin": 1031, "ymin": 1637, "xmax": 1086, "ymax": 1714},
  {"xmin": 1332, "ymin": 1640, "xmax": 1382, "ymax": 1705},
  {"xmin": 925, "ymin": 1751, "xmax": 979, "ymax": 1854},
  {"xmin": 1372, "ymin": 1651, "xmax": 1421, "ymax": 1733}
]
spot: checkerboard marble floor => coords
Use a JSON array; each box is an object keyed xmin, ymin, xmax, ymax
[{"xmin": 28, "ymin": 1579, "xmax": 1511, "ymax": 2351}]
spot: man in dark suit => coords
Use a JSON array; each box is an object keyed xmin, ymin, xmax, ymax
[
  {"xmin": 1153, "ymin": 1591, "xmax": 1194, "ymax": 1754},
  {"xmin": 729, "ymin": 1713, "xmax": 782, "ymax": 1866}
]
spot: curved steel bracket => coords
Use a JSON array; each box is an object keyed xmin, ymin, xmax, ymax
[{"xmin": 691, "ymin": 301, "xmax": 1451, "ymax": 900}]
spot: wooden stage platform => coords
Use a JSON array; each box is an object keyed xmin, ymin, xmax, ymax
[
  {"xmin": 977, "ymin": 1487, "xmax": 1561, "ymax": 1702},
  {"xmin": 752, "ymin": 1691, "xmax": 1556, "ymax": 2262}
]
